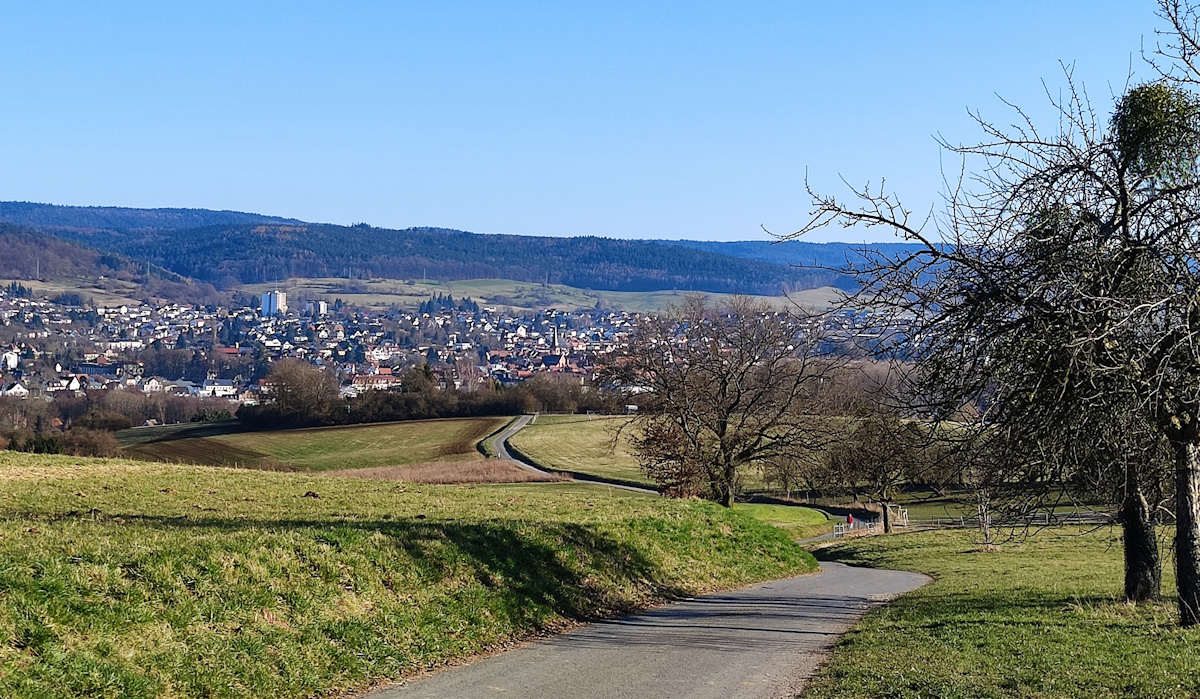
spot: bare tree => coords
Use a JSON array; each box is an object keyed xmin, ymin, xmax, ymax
[
  {"xmin": 606, "ymin": 295, "xmax": 832, "ymax": 507},
  {"xmin": 787, "ymin": 72, "xmax": 1200, "ymax": 618},
  {"xmin": 263, "ymin": 359, "xmax": 340, "ymax": 424},
  {"xmin": 825, "ymin": 406, "xmax": 925, "ymax": 533}
]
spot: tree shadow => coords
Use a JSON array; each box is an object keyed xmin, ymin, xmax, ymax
[
  {"xmin": 75, "ymin": 512, "xmax": 684, "ymax": 624},
  {"xmin": 813, "ymin": 547, "xmax": 1122, "ymax": 621}
]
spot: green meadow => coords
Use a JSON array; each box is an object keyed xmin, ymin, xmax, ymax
[{"xmin": 0, "ymin": 452, "xmax": 816, "ymax": 699}]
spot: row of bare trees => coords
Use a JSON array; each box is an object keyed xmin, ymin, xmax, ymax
[{"xmin": 604, "ymin": 0, "xmax": 1200, "ymax": 630}]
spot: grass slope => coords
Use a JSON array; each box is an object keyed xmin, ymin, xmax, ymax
[
  {"xmin": 509, "ymin": 415, "xmax": 775, "ymax": 492},
  {"xmin": 806, "ymin": 530, "xmax": 1199, "ymax": 698},
  {"xmin": 734, "ymin": 503, "xmax": 832, "ymax": 541},
  {"xmin": 507, "ymin": 415, "xmax": 651, "ymax": 487},
  {"xmin": 120, "ymin": 417, "xmax": 510, "ymax": 472},
  {"xmin": 0, "ymin": 453, "xmax": 816, "ymax": 699}
]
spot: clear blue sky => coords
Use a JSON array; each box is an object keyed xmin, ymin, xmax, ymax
[{"xmin": 0, "ymin": 1, "xmax": 1159, "ymax": 242}]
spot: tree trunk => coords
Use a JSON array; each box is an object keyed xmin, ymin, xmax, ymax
[
  {"xmin": 977, "ymin": 498, "xmax": 992, "ymax": 546},
  {"xmin": 718, "ymin": 457, "xmax": 736, "ymax": 508},
  {"xmin": 1173, "ymin": 440, "xmax": 1200, "ymax": 627},
  {"xmin": 1120, "ymin": 468, "xmax": 1160, "ymax": 603},
  {"xmin": 881, "ymin": 501, "xmax": 891, "ymax": 533}
]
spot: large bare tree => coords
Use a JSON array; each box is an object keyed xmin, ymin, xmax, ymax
[
  {"xmin": 262, "ymin": 359, "xmax": 340, "ymax": 425},
  {"xmin": 788, "ymin": 70, "xmax": 1200, "ymax": 619},
  {"xmin": 606, "ymin": 296, "xmax": 831, "ymax": 507}
]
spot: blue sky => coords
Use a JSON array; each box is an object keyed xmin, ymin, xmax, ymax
[{"xmin": 0, "ymin": 1, "xmax": 1159, "ymax": 241}]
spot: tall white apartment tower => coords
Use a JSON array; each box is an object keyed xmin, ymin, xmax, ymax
[{"xmin": 261, "ymin": 290, "xmax": 288, "ymax": 317}]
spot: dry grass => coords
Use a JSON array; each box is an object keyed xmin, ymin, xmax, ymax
[{"xmin": 325, "ymin": 458, "xmax": 568, "ymax": 484}]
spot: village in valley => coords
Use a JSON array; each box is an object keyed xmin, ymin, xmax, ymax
[
  {"xmin": 0, "ymin": 284, "xmax": 881, "ymax": 414},
  {"xmin": 9, "ymin": 2, "xmax": 1200, "ymax": 696}
]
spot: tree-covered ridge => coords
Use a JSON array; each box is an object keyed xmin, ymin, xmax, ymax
[
  {"xmin": 0, "ymin": 201, "xmax": 301, "ymax": 231},
  {"xmin": 48, "ymin": 223, "xmax": 830, "ymax": 294},
  {"xmin": 0, "ymin": 223, "xmax": 223, "ymax": 304},
  {"xmin": 661, "ymin": 239, "xmax": 924, "ymax": 275}
]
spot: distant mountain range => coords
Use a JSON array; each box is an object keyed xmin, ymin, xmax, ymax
[
  {"xmin": 0, "ymin": 202, "xmax": 920, "ymax": 297},
  {"xmin": 662, "ymin": 239, "xmax": 924, "ymax": 272}
]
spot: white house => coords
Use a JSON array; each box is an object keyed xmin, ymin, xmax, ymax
[
  {"xmin": 139, "ymin": 377, "xmax": 166, "ymax": 394},
  {"xmin": 196, "ymin": 379, "xmax": 238, "ymax": 398},
  {"xmin": 1, "ymin": 382, "xmax": 29, "ymax": 398}
]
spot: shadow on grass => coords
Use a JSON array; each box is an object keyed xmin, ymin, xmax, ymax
[
  {"xmin": 73, "ymin": 513, "xmax": 686, "ymax": 624},
  {"xmin": 813, "ymin": 547, "xmax": 1121, "ymax": 621}
]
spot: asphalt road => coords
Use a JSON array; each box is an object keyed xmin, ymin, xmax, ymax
[
  {"xmin": 493, "ymin": 415, "xmax": 543, "ymax": 477},
  {"xmin": 364, "ymin": 562, "xmax": 929, "ymax": 699}
]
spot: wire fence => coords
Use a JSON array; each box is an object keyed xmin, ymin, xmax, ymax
[{"xmin": 835, "ymin": 511, "xmax": 1114, "ymax": 537}]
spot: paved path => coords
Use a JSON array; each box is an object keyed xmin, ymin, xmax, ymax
[
  {"xmin": 364, "ymin": 562, "xmax": 929, "ymax": 699},
  {"xmin": 497, "ymin": 415, "xmax": 659, "ymax": 495},
  {"xmin": 493, "ymin": 415, "xmax": 544, "ymax": 477}
]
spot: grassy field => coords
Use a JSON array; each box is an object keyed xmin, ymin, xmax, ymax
[
  {"xmin": 734, "ymin": 503, "xmax": 832, "ymax": 541},
  {"xmin": 507, "ymin": 415, "xmax": 652, "ymax": 487},
  {"xmin": 241, "ymin": 277, "xmax": 844, "ymax": 313},
  {"xmin": 509, "ymin": 414, "xmax": 775, "ymax": 492},
  {"xmin": 0, "ymin": 452, "xmax": 815, "ymax": 699},
  {"xmin": 118, "ymin": 417, "xmax": 510, "ymax": 473},
  {"xmin": 0, "ymin": 277, "xmax": 144, "ymax": 307},
  {"xmin": 805, "ymin": 529, "xmax": 1199, "ymax": 698}
]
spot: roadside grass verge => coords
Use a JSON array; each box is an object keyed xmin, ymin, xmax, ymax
[
  {"xmin": 734, "ymin": 503, "xmax": 832, "ymax": 540},
  {"xmin": 805, "ymin": 529, "xmax": 1199, "ymax": 698},
  {"xmin": 119, "ymin": 416, "xmax": 510, "ymax": 472},
  {"xmin": 0, "ymin": 452, "xmax": 816, "ymax": 699}
]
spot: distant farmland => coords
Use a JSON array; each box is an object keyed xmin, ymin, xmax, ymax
[
  {"xmin": 241, "ymin": 277, "xmax": 846, "ymax": 313},
  {"xmin": 118, "ymin": 417, "xmax": 513, "ymax": 474}
]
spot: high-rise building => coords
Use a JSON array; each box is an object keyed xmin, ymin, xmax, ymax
[{"xmin": 261, "ymin": 290, "xmax": 288, "ymax": 317}]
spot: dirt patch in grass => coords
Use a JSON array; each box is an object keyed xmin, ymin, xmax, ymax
[
  {"xmin": 119, "ymin": 417, "xmax": 511, "ymax": 472},
  {"xmin": 325, "ymin": 459, "xmax": 568, "ymax": 484}
]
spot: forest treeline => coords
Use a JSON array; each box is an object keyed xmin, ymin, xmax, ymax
[
  {"xmin": 0, "ymin": 202, "xmax": 907, "ymax": 295},
  {"xmin": 0, "ymin": 224, "xmax": 225, "ymax": 304},
  {"xmin": 43, "ymin": 223, "xmax": 831, "ymax": 294},
  {"xmin": 240, "ymin": 362, "xmax": 617, "ymax": 429},
  {"xmin": 0, "ymin": 201, "xmax": 300, "ymax": 230}
]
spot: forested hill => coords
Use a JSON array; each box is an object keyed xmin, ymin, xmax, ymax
[
  {"xmin": 45, "ymin": 223, "xmax": 836, "ymax": 295},
  {"xmin": 0, "ymin": 202, "xmax": 302, "ymax": 231},
  {"xmin": 0, "ymin": 223, "xmax": 224, "ymax": 303},
  {"xmin": 658, "ymin": 239, "xmax": 926, "ymax": 271}
]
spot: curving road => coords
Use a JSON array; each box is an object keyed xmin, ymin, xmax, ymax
[
  {"xmin": 363, "ymin": 562, "xmax": 929, "ymax": 699},
  {"xmin": 492, "ymin": 415, "xmax": 545, "ymax": 477}
]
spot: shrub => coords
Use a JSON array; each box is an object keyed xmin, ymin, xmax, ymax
[
  {"xmin": 60, "ymin": 429, "xmax": 121, "ymax": 458},
  {"xmin": 73, "ymin": 410, "xmax": 134, "ymax": 432}
]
